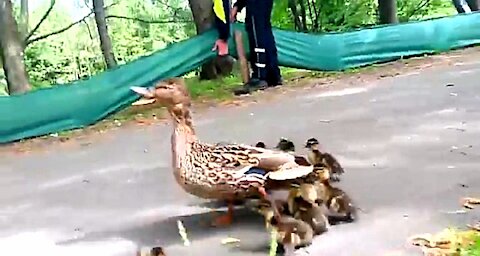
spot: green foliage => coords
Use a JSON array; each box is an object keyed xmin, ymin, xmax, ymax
[
  {"xmin": 21, "ymin": 0, "xmax": 193, "ymax": 88},
  {"xmin": 270, "ymin": 0, "xmax": 455, "ymax": 32},
  {"xmin": 2, "ymin": 0, "xmax": 456, "ymax": 94},
  {"xmin": 462, "ymin": 234, "xmax": 480, "ymax": 256}
]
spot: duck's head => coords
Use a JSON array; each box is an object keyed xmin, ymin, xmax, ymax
[
  {"xmin": 304, "ymin": 137, "xmax": 320, "ymax": 150},
  {"xmin": 275, "ymin": 137, "xmax": 295, "ymax": 152},
  {"xmin": 130, "ymin": 77, "xmax": 191, "ymax": 108}
]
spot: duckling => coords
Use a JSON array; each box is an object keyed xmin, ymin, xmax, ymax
[
  {"xmin": 287, "ymin": 184, "xmax": 330, "ymax": 235},
  {"xmin": 254, "ymin": 139, "xmax": 310, "ymax": 166},
  {"xmin": 255, "ymin": 141, "xmax": 266, "ymax": 148},
  {"xmin": 255, "ymin": 198, "xmax": 289, "ymax": 228},
  {"xmin": 293, "ymin": 198, "xmax": 330, "ymax": 235},
  {"xmin": 275, "ymin": 137, "xmax": 296, "ymax": 153},
  {"xmin": 136, "ymin": 247, "xmax": 166, "ymax": 256},
  {"xmin": 258, "ymin": 204, "xmax": 314, "ymax": 249},
  {"xmin": 305, "ymin": 137, "xmax": 345, "ymax": 182},
  {"xmin": 316, "ymin": 180, "xmax": 357, "ymax": 224}
]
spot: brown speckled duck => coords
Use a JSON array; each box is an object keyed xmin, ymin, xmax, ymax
[{"xmin": 130, "ymin": 78, "xmax": 322, "ymax": 227}]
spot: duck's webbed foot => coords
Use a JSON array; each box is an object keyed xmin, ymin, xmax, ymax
[{"xmin": 211, "ymin": 201, "xmax": 234, "ymax": 227}]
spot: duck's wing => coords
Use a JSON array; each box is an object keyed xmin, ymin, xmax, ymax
[{"xmin": 212, "ymin": 143, "xmax": 315, "ymax": 181}]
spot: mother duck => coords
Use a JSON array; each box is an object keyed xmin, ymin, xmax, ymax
[{"xmin": 130, "ymin": 78, "xmax": 320, "ymax": 227}]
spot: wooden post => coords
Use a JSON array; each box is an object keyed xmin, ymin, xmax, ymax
[{"xmin": 234, "ymin": 30, "xmax": 250, "ymax": 84}]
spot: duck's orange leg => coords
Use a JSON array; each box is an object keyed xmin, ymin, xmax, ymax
[{"xmin": 211, "ymin": 201, "xmax": 234, "ymax": 227}]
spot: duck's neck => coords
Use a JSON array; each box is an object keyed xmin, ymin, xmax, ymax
[{"xmin": 170, "ymin": 105, "xmax": 196, "ymax": 171}]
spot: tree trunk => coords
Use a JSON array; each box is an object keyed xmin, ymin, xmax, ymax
[
  {"xmin": 92, "ymin": 0, "xmax": 117, "ymax": 69},
  {"xmin": 378, "ymin": 0, "xmax": 398, "ymax": 24},
  {"xmin": 288, "ymin": 0, "xmax": 303, "ymax": 31},
  {"xmin": 298, "ymin": 0, "xmax": 308, "ymax": 31},
  {"xmin": 0, "ymin": 0, "xmax": 31, "ymax": 95},
  {"xmin": 188, "ymin": 0, "xmax": 233, "ymax": 80},
  {"xmin": 19, "ymin": 0, "xmax": 29, "ymax": 37}
]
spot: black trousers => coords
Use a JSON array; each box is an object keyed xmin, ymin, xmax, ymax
[
  {"xmin": 452, "ymin": 0, "xmax": 479, "ymax": 13},
  {"xmin": 214, "ymin": 0, "xmax": 231, "ymax": 41},
  {"xmin": 244, "ymin": 0, "xmax": 281, "ymax": 83}
]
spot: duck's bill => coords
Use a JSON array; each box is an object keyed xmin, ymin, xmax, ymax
[
  {"xmin": 131, "ymin": 98, "xmax": 156, "ymax": 106},
  {"xmin": 130, "ymin": 86, "xmax": 155, "ymax": 97},
  {"xmin": 130, "ymin": 86, "xmax": 156, "ymax": 106}
]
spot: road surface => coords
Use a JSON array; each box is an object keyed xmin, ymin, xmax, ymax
[{"xmin": 1, "ymin": 58, "xmax": 480, "ymax": 256}]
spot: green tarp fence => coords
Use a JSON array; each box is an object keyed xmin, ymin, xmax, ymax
[{"xmin": 1, "ymin": 13, "xmax": 480, "ymax": 144}]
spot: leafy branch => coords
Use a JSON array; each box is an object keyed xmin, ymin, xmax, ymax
[
  {"xmin": 405, "ymin": 0, "xmax": 432, "ymax": 20},
  {"xmin": 24, "ymin": 0, "xmax": 56, "ymax": 43},
  {"xmin": 25, "ymin": 2, "xmax": 192, "ymax": 46},
  {"xmin": 105, "ymin": 15, "xmax": 193, "ymax": 24},
  {"xmin": 25, "ymin": 8, "xmax": 96, "ymax": 46}
]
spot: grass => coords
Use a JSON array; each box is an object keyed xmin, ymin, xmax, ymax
[
  {"xmin": 108, "ymin": 66, "xmax": 335, "ymax": 122},
  {"xmin": 462, "ymin": 233, "xmax": 480, "ymax": 256}
]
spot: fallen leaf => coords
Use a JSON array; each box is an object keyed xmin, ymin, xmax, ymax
[
  {"xmin": 461, "ymin": 197, "xmax": 480, "ymax": 209},
  {"xmin": 221, "ymin": 237, "xmax": 241, "ymax": 245},
  {"xmin": 177, "ymin": 220, "xmax": 190, "ymax": 246},
  {"xmin": 319, "ymin": 119, "xmax": 332, "ymax": 123},
  {"xmin": 269, "ymin": 228, "xmax": 279, "ymax": 256},
  {"xmin": 467, "ymin": 222, "xmax": 480, "ymax": 232}
]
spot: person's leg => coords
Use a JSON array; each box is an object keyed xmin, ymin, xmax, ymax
[
  {"xmin": 264, "ymin": 0, "xmax": 282, "ymax": 87},
  {"xmin": 213, "ymin": 0, "xmax": 231, "ymax": 56},
  {"xmin": 234, "ymin": 0, "xmax": 269, "ymax": 95},
  {"xmin": 452, "ymin": 0, "xmax": 471, "ymax": 13}
]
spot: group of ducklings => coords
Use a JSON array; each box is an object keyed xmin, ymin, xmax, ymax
[{"xmin": 253, "ymin": 138, "xmax": 358, "ymax": 250}]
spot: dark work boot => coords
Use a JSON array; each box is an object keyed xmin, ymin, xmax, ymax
[
  {"xmin": 268, "ymin": 77, "xmax": 283, "ymax": 87},
  {"xmin": 233, "ymin": 79, "xmax": 268, "ymax": 96}
]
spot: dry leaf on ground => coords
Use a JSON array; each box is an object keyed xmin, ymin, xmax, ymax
[
  {"xmin": 221, "ymin": 237, "xmax": 240, "ymax": 245},
  {"xmin": 177, "ymin": 220, "xmax": 190, "ymax": 246},
  {"xmin": 409, "ymin": 228, "xmax": 479, "ymax": 256},
  {"xmin": 461, "ymin": 197, "xmax": 480, "ymax": 209}
]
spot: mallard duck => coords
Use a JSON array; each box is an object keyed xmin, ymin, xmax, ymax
[
  {"xmin": 305, "ymin": 138, "xmax": 345, "ymax": 182},
  {"xmin": 130, "ymin": 78, "xmax": 320, "ymax": 226}
]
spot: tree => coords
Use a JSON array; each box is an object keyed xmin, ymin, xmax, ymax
[
  {"xmin": 0, "ymin": 0, "xmax": 31, "ymax": 94},
  {"xmin": 92, "ymin": 0, "xmax": 117, "ymax": 69},
  {"xmin": 188, "ymin": 0, "xmax": 233, "ymax": 80},
  {"xmin": 19, "ymin": 0, "xmax": 29, "ymax": 37},
  {"xmin": 378, "ymin": 0, "xmax": 398, "ymax": 24}
]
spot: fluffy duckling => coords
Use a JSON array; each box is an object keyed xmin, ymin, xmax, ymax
[
  {"xmin": 258, "ymin": 204, "xmax": 314, "ymax": 250},
  {"xmin": 137, "ymin": 247, "xmax": 166, "ymax": 256},
  {"xmin": 275, "ymin": 137, "xmax": 296, "ymax": 153},
  {"xmin": 305, "ymin": 138, "xmax": 345, "ymax": 182},
  {"xmin": 255, "ymin": 141, "xmax": 266, "ymax": 148},
  {"xmin": 316, "ymin": 180, "xmax": 357, "ymax": 224},
  {"xmin": 287, "ymin": 184, "xmax": 330, "ymax": 235}
]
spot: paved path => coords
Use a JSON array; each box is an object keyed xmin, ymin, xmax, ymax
[{"xmin": 1, "ymin": 59, "xmax": 480, "ymax": 256}]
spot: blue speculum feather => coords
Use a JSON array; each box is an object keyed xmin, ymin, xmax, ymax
[{"xmin": 245, "ymin": 167, "xmax": 268, "ymax": 177}]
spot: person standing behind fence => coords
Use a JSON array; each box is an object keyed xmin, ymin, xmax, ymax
[
  {"xmin": 212, "ymin": 0, "xmax": 231, "ymax": 56},
  {"xmin": 230, "ymin": 0, "xmax": 283, "ymax": 95}
]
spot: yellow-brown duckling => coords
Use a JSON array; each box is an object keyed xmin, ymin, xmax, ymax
[
  {"xmin": 316, "ymin": 179, "xmax": 357, "ymax": 224},
  {"xmin": 305, "ymin": 137, "xmax": 345, "ymax": 182},
  {"xmin": 257, "ymin": 203, "xmax": 314, "ymax": 249},
  {"xmin": 287, "ymin": 183, "xmax": 330, "ymax": 235}
]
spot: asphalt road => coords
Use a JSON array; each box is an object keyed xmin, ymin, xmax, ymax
[{"xmin": 1, "ymin": 59, "xmax": 480, "ymax": 256}]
